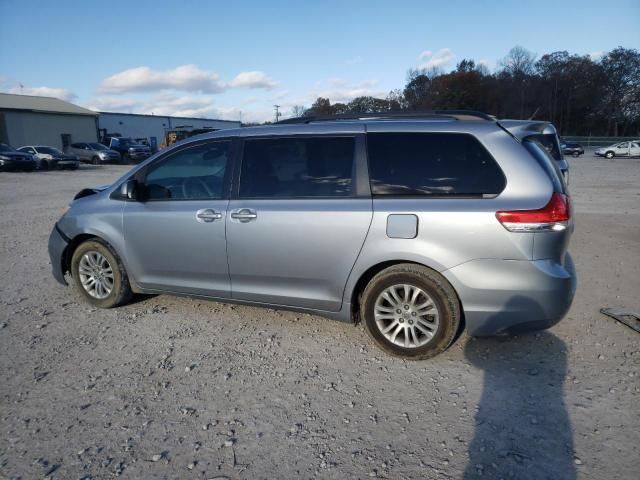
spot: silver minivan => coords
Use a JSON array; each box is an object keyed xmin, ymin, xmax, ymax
[{"xmin": 48, "ymin": 112, "xmax": 576, "ymax": 359}]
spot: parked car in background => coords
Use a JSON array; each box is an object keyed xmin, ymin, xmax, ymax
[
  {"xmin": 18, "ymin": 146, "xmax": 80, "ymax": 170},
  {"xmin": 0, "ymin": 143, "xmax": 36, "ymax": 172},
  {"xmin": 595, "ymin": 141, "xmax": 640, "ymax": 159},
  {"xmin": 48, "ymin": 111, "xmax": 576, "ymax": 360},
  {"xmin": 560, "ymin": 140, "xmax": 584, "ymax": 157},
  {"xmin": 103, "ymin": 137, "xmax": 151, "ymax": 163},
  {"xmin": 67, "ymin": 142, "xmax": 121, "ymax": 164}
]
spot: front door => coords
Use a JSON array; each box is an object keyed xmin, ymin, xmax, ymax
[
  {"xmin": 123, "ymin": 139, "xmax": 233, "ymax": 297},
  {"xmin": 227, "ymin": 135, "xmax": 372, "ymax": 311},
  {"xmin": 615, "ymin": 142, "xmax": 630, "ymax": 156}
]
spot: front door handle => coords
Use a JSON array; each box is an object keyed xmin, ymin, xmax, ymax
[
  {"xmin": 231, "ymin": 208, "xmax": 257, "ymax": 222},
  {"xmin": 196, "ymin": 208, "xmax": 223, "ymax": 223}
]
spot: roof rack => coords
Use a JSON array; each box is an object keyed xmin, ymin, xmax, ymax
[{"xmin": 276, "ymin": 109, "xmax": 495, "ymax": 125}]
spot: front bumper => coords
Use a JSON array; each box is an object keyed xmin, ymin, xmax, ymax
[
  {"xmin": 443, "ymin": 254, "xmax": 576, "ymax": 336},
  {"xmin": 128, "ymin": 151, "xmax": 150, "ymax": 160},
  {"xmin": 56, "ymin": 160, "xmax": 80, "ymax": 169},
  {"xmin": 48, "ymin": 224, "xmax": 69, "ymax": 285},
  {"xmin": 0, "ymin": 159, "xmax": 36, "ymax": 171}
]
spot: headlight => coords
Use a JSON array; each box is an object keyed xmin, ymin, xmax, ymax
[
  {"xmin": 0, "ymin": 155, "xmax": 9, "ymax": 160},
  {"xmin": 0, "ymin": 159, "xmax": 5, "ymax": 166}
]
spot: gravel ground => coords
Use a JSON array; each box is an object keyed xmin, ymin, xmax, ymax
[{"xmin": 1, "ymin": 154, "xmax": 638, "ymax": 480}]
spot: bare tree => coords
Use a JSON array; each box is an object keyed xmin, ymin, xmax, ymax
[
  {"xmin": 499, "ymin": 46, "xmax": 537, "ymax": 77},
  {"xmin": 291, "ymin": 105, "xmax": 306, "ymax": 117}
]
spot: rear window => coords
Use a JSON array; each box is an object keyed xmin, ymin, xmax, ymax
[
  {"xmin": 239, "ymin": 136, "xmax": 355, "ymax": 198},
  {"xmin": 523, "ymin": 140, "xmax": 566, "ymax": 193},
  {"xmin": 366, "ymin": 133, "xmax": 506, "ymax": 196},
  {"xmin": 525, "ymin": 133, "xmax": 562, "ymax": 161}
]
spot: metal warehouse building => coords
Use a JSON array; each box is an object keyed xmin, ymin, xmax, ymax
[
  {"xmin": 0, "ymin": 93, "xmax": 98, "ymax": 150},
  {"xmin": 98, "ymin": 112, "xmax": 240, "ymax": 149}
]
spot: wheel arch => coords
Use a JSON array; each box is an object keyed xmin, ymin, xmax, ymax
[
  {"xmin": 62, "ymin": 233, "xmax": 131, "ymax": 285},
  {"xmin": 348, "ymin": 259, "xmax": 463, "ymax": 322}
]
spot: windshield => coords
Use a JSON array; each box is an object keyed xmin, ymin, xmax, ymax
[
  {"xmin": 118, "ymin": 138, "xmax": 134, "ymax": 146},
  {"xmin": 89, "ymin": 143, "xmax": 108, "ymax": 150},
  {"xmin": 36, "ymin": 146, "xmax": 64, "ymax": 155},
  {"xmin": 0, "ymin": 144, "xmax": 15, "ymax": 152}
]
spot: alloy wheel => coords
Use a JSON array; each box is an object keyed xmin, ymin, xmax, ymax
[
  {"xmin": 78, "ymin": 251, "xmax": 114, "ymax": 299},
  {"xmin": 374, "ymin": 284, "xmax": 440, "ymax": 348}
]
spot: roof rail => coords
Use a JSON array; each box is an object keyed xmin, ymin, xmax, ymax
[{"xmin": 276, "ymin": 110, "xmax": 495, "ymax": 125}]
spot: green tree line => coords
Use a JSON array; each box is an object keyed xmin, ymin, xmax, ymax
[{"xmin": 302, "ymin": 46, "xmax": 640, "ymax": 136}]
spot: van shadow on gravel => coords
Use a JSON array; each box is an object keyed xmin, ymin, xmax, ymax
[{"xmin": 463, "ymin": 299, "xmax": 575, "ymax": 479}]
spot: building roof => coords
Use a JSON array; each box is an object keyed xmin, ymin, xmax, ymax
[{"xmin": 0, "ymin": 93, "xmax": 97, "ymax": 116}]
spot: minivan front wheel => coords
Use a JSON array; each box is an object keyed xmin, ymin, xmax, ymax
[
  {"xmin": 605, "ymin": 151, "xmax": 615, "ymax": 159},
  {"xmin": 71, "ymin": 239, "xmax": 132, "ymax": 308},
  {"xmin": 361, "ymin": 264, "xmax": 460, "ymax": 360}
]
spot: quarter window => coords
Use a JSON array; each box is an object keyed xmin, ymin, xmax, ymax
[
  {"xmin": 239, "ymin": 137, "xmax": 355, "ymax": 198},
  {"xmin": 366, "ymin": 133, "xmax": 505, "ymax": 196},
  {"xmin": 144, "ymin": 141, "xmax": 230, "ymax": 200}
]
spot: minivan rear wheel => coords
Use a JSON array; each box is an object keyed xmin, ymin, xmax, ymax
[
  {"xmin": 71, "ymin": 239, "xmax": 132, "ymax": 308},
  {"xmin": 361, "ymin": 264, "xmax": 460, "ymax": 360}
]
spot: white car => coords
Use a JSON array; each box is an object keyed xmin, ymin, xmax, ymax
[{"xmin": 595, "ymin": 141, "xmax": 640, "ymax": 159}]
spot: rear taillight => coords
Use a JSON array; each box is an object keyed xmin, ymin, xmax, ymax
[{"xmin": 496, "ymin": 192, "xmax": 571, "ymax": 232}]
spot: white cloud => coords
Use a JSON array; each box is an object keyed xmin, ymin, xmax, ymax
[
  {"xmin": 7, "ymin": 86, "xmax": 76, "ymax": 102},
  {"xmin": 417, "ymin": 48, "xmax": 455, "ymax": 70},
  {"xmin": 84, "ymin": 96, "xmax": 141, "ymax": 112},
  {"xmin": 310, "ymin": 78, "xmax": 385, "ymax": 103},
  {"xmin": 228, "ymin": 71, "xmax": 278, "ymax": 89},
  {"xmin": 589, "ymin": 50, "xmax": 604, "ymax": 60},
  {"xmin": 101, "ymin": 65, "xmax": 226, "ymax": 94},
  {"xmin": 477, "ymin": 59, "xmax": 494, "ymax": 71},
  {"xmin": 100, "ymin": 65, "xmax": 279, "ymax": 94}
]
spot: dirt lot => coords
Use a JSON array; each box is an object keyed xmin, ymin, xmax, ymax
[{"xmin": 1, "ymin": 153, "xmax": 639, "ymax": 480}]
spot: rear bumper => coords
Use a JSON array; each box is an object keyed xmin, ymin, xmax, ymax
[
  {"xmin": 48, "ymin": 225, "xmax": 69, "ymax": 285},
  {"xmin": 443, "ymin": 254, "xmax": 576, "ymax": 336}
]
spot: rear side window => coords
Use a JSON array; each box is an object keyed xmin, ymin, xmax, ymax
[
  {"xmin": 525, "ymin": 133, "xmax": 562, "ymax": 161},
  {"xmin": 523, "ymin": 140, "xmax": 566, "ymax": 193},
  {"xmin": 239, "ymin": 137, "xmax": 355, "ymax": 198},
  {"xmin": 366, "ymin": 133, "xmax": 505, "ymax": 196}
]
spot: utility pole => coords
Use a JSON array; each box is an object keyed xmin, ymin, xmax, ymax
[{"xmin": 274, "ymin": 105, "xmax": 281, "ymax": 123}]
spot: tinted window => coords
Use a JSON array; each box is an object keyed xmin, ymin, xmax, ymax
[
  {"xmin": 524, "ymin": 133, "xmax": 562, "ymax": 161},
  {"xmin": 144, "ymin": 141, "xmax": 230, "ymax": 200},
  {"xmin": 240, "ymin": 137, "xmax": 354, "ymax": 198},
  {"xmin": 367, "ymin": 133, "xmax": 505, "ymax": 196},
  {"xmin": 35, "ymin": 146, "xmax": 63, "ymax": 155},
  {"xmin": 523, "ymin": 140, "xmax": 566, "ymax": 194}
]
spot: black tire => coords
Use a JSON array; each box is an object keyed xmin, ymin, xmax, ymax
[
  {"xmin": 572, "ymin": 152, "xmax": 580, "ymax": 157},
  {"xmin": 360, "ymin": 263, "xmax": 461, "ymax": 360},
  {"xmin": 40, "ymin": 160, "xmax": 49, "ymax": 171},
  {"xmin": 91, "ymin": 156, "xmax": 100, "ymax": 165},
  {"xmin": 71, "ymin": 239, "xmax": 132, "ymax": 308},
  {"xmin": 605, "ymin": 151, "xmax": 615, "ymax": 159}
]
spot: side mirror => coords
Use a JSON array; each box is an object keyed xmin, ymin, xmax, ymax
[{"xmin": 121, "ymin": 179, "xmax": 140, "ymax": 201}]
